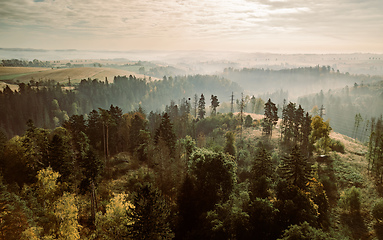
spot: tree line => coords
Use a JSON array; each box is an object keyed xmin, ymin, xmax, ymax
[{"xmin": 1, "ymin": 59, "xmax": 52, "ymax": 68}]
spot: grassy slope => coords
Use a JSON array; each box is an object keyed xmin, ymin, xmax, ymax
[{"xmin": 326, "ymin": 132, "xmax": 377, "ymax": 239}]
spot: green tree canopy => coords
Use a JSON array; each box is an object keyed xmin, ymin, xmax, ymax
[{"xmin": 127, "ymin": 183, "xmax": 174, "ymax": 240}]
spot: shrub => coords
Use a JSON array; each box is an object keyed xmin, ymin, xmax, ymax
[
  {"xmin": 339, "ymin": 186, "xmax": 361, "ymax": 213},
  {"xmin": 278, "ymin": 221, "xmax": 333, "ymax": 240},
  {"xmin": 244, "ymin": 115, "xmax": 253, "ymax": 127},
  {"xmin": 329, "ymin": 139, "xmax": 345, "ymax": 153},
  {"xmin": 372, "ymin": 199, "xmax": 383, "ymax": 221}
]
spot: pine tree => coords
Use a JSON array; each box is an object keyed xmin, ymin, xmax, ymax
[
  {"xmin": 154, "ymin": 113, "xmax": 176, "ymax": 156},
  {"xmin": 294, "ymin": 105, "xmax": 305, "ymax": 144},
  {"xmin": 48, "ymin": 129, "xmax": 74, "ymax": 184},
  {"xmin": 281, "ymin": 102, "xmax": 296, "ymax": 143},
  {"xmin": 251, "ymin": 142, "xmax": 273, "ymax": 179},
  {"xmin": 301, "ymin": 112, "xmax": 312, "ymax": 156},
  {"xmin": 198, "ymin": 94, "xmax": 206, "ymax": 119},
  {"xmin": 280, "ymin": 145, "xmax": 311, "ymax": 189},
  {"xmin": 210, "ymin": 95, "xmax": 219, "ymax": 116},
  {"xmin": 263, "ymin": 99, "xmax": 278, "ymax": 136},
  {"xmin": 127, "ymin": 183, "xmax": 174, "ymax": 240}
]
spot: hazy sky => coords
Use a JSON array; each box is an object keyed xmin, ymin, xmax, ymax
[{"xmin": 0, "ymin": 0, "xmax": 382, "ymax": 53}]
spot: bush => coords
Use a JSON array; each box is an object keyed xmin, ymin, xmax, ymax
[
  {"xmin": 339, "ymin": 186, "xmax": 361, "ymax": 213},
  {"xmin": 372, "ymin": 199, "xmax": 383, "ymax": 221},
  {"xmin": 244, "ymin": 115, "xmax": 253, "ymax": 127},
  {"xmin": 329, "ymin": 139, "xmax": 345, "ymax": 153},
  {"xmin": 278, "ymin": 221, "xmax": 333, "ymax": 240}
]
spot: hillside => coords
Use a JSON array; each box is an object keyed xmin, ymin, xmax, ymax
[
  {"xmin": 241, "ymin": 117, "xmax": 379, "ymax": 239},
  {"xmin": 0, "ymin": 67, "xmax": 50, "ymax": 80},
  {"xmin": 0, "ymin": 66, "xmax": 156, "ymax": 84}
]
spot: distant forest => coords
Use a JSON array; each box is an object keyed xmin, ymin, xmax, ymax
[
  {"xmin": 1, "ymin": 59, "xmax": 52, "ymax": 68},
  {"xmin": 298, "ymin": 82, "xmax": 383, "ymax": 140},
  {"xmin": 222, "ymin": 65, "xmax": 383, "ymax": 99},
  {"xmin": 220, "ymin": 66, "xmax": 383, "ymax": 139},
  {"xmin": 0, "ymin": 74, "xmax": 241, "ymax": 137}
]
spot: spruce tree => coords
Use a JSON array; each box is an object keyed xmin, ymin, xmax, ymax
[
  {"xmin": 127, "ymin": 183, "xmax": 174, "ymax": 240},
  {"xmin": 154, "ymin": 113, "xmax": 176, "ymax": 156},
  {"xmin": 251, "ymin": 142, "xmax": 273, "ymax": 179},
  {"xmin": 198, "ymin": 94, "xmax": 206, "ymax": 119},
  {"xmin": 280, "ymin": 145, "xmax": 311, "ymax": 189}
]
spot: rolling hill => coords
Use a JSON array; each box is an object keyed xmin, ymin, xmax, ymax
[{"xmin": 0, "ymin": 66, "xmax": 156, "ymax": 84}]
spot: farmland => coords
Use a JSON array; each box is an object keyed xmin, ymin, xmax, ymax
[{"xmin": 0, "ymin": 66, "xmax": 155, "ymax": 85}]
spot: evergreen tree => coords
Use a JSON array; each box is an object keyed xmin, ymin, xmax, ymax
[
  {"xmin": 107, "ymin": 105, "xmax": 123, "ymax": 155},
  {"xmin": 250, "ymin": 143, "xmax": 273, "ymax": 199},
  {"xmin": 198, "ymin": 94, "xmax": 206, "ymax": 119},
  {"xmin": 210, "ymin": 95, "xmax": 220, "ymax": 116},
  {"xmin": 251, "ymin": 142, "xmax": 273, "ymax": 179},
  {"xmin": 301, "ymin": 112, "xmax": 312, "ymax": 156},
  {"xmin": 244, "ymin": 114, "xmax": 253, "ymax": 127},
  {"xmin": 280, "ymin": 145, "xmax": 311, "ymax": 189},
  {"xmin": 263, "ymin": 98, "xmax": 278, "ymax": 136},
  {"xmin": 128, "ymin": 113, "xmax": 148, "ymax": 153},
  {"xmin": 48, "ymin": 128, "xmax": 74, "ymax": 184},
  {"xmin": 294, "ymin": 104, "xmax": 305, "ymax": 143},
  {"xmin": 127, "ymin": 183, "xmax": 174, "ymax": 240},
  {"xmin": 224, "ymin": 131, "xmax": 236, "ymax": 157},
  {"xmin": 281, "ymin": 102, "xmax": 296, "ymax": 143},
  {"xmin": 154, "ymin": 113, "xmax": 176, "ymax": 156}
]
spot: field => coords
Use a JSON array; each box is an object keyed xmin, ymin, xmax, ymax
[
  {"xmin": 0, "ymin": 67, "xmax": 50, "ymax": 80},
  {"xmin": 0, "ymin": 66, "xmax": 157, "ymax": 85}
]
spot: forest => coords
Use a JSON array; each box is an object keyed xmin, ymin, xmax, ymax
[
  {"xmin": 1, "ymin": 59, "xmax": 383, "ymax": 239},
  {"xmin": 0, "ymin": 74, "xmax": 241, "ymax": 137}
]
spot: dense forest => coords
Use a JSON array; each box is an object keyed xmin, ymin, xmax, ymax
[
  {"xmin": 0, "ymin": 74, "xmax": 241, "ymax": 137},
  {"xmin": 1, "ymin": 87, "xmax": 383, "ymax": 239}
]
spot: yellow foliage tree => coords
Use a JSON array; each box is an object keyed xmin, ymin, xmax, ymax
[
  {"xmin": 95, "ymin": 193, "xmax": 134, "ymax": 239},
  {"xmin": 54, "ymin": 192, "xmax": 81, "ymax": 240},
  {"xmin": 310, "ymin": 115, "xmax": 332, "ymax": 154}
]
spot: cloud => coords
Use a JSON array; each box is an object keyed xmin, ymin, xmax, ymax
[{"xmin": 0, "ymin": 0, "xmax": 382, "ymax": 52}]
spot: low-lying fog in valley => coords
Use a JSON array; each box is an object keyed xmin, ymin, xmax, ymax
[{"xmin": 1, "ymin": 0, "xmax": 383, "ymax": 239}]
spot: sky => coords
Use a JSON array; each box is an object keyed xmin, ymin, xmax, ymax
[{"xmin": 0, "ymin": 0, "xmax": 382, "ymax": 53}]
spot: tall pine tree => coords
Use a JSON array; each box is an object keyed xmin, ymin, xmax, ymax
[{"xmin": 198, "ymin": 94, "xmax": 206, "ymax": 119}]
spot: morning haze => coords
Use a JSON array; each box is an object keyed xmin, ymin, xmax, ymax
[{"xmin": 1, "ymin": 0, "xmax": 383, "ymax": 240}]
